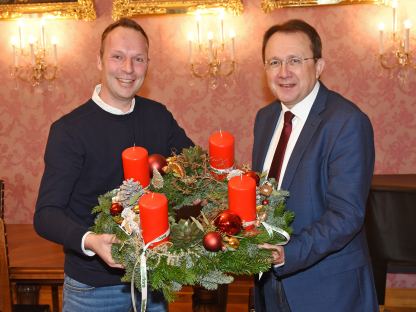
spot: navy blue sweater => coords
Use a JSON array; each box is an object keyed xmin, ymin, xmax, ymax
[{"xmin": 34, "ymin": 96, "xmax": 193, "ymax": 286}]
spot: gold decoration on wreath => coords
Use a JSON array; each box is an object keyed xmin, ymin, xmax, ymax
[
  {"xmin": 225, "ymin": 236, "xmax": 240, "ymax": 249},
  {"xmin": 133, "ymin": 204, "xmax": 140, "ymax": 214},
  {"xmin": 259, "ymin": 184, "xmax": 273, "ymax": 196}
]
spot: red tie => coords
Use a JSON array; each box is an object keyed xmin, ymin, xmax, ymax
[{"xmin": 268, "ymin": 111, "xmax": 295, "ymax": 182}]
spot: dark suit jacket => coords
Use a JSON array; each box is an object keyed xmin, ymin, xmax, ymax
[{"xmin": 252, "ymin": 84, "xmax": 378, "ymax": 312}]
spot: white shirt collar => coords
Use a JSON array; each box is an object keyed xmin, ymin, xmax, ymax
[
  {"xmin": 91, "ymin": 84, "xmax": 135, "ymax": 115},
  {"xmin": 282, "ymin": 81, "xmax": 320, "ymax": 121}
]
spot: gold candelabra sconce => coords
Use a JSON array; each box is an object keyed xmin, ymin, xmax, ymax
[
  {"xmin": 10, "ymin": 19, "xmax": 59, "ymax": 88},
  {"xmin": 377, "ymin": 0, "xmax": 415, "ymax": 89},
  {"xmin": 188, "ymin": 9, "xmax": 236, "ymax": 90}
]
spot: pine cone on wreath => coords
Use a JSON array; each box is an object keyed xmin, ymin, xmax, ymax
[{"xmin": 117, "ymin": 179, "xmax": 144, "ymax": 210}]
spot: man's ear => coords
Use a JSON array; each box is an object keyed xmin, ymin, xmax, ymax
[
  {"xmin": 97, "ymin": 55, "xmax": 102, "ymax": 71},
  {"xmin": 315, "ymin": 58, "xmax": 325, "ymax": 79}
]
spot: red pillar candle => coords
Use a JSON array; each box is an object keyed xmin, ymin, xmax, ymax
[
  {"xmin": 209, "ymin": 130, "xmax": 234, "ymax": 170},
  {"xmin": 228, "ymin": 175, "xmax": 256, "ymax": 229},
  {"xmin": 139, "ymin": 192, "xmax": 170, "ymax": 248},
  {"xmin": 122, "ymin": 146, "xmax": 150, "ymax": 188}
]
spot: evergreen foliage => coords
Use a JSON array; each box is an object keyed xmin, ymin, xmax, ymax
[{"xmin": 92, "ymin": 146, "xmax": 294, "ymax": 301}]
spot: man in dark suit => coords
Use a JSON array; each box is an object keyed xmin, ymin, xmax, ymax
[{"xmin": 252, "ymin": 19, "xmax": 378, "ymax": 312}]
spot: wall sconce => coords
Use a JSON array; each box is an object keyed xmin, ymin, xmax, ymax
[
  {"xmin": 377, "ymin": 0, "xmax": 414, "ymax": 87},
  {"xmin": 188, "ymin": 9, "xmax": 236, "ymax": 90},
  {"xmin": 10, "ymin": 19, "xmax": 58, "ymax": 87}
]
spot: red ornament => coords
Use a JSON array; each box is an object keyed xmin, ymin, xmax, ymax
[
  {"xmin": 214, "ymin": 211, "xmax": 242, "ymax": 236},
  {"xmin": 148, "ymin": 154, "xmax": 167, "ymax": 177},
  {"xmin": 203, "ymin": 231, "xmax": 223, "ymax": 252},
  {"xmin": 262, "ymin": 199, "xmax": 269, "ymax": 206},
  {"xmin": 244, "ymin": 171, "xmax": 260, "ymax": 186},
  {"xmin": 110, "ymin": 202, "xmax": 123, "ymax": 216}
]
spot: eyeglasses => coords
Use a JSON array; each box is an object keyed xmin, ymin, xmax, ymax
[{"xmin": 264, "ymin": 56, "xmax": 317, "ymax": 70}]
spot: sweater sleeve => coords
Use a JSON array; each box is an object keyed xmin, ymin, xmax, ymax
[
  {"xmin": 34, "ymin": 120, "xmax": 88, "ymax": 254},
  {"xmin": 166, "ymin": 109, "xmax": 194, "ymax": 154}
]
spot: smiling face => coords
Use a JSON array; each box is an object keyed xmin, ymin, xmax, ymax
[
  {"xmin": 97, "ymin": 26, "xmax": 149, "ymax": 111},
  {"xmin": 264, "ymin": 31, "xmax": 325, "ymax": 109}
]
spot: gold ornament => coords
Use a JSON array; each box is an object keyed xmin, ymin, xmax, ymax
[
  {"xmin": 259, "ymin": 184, "xmax": 273, "ymax": 196},
  {"xmin": 227, "ymin": 237, "xmax": 240, "ymax": 249},
  {"xmin": 132, "ymin": 204, "xmax": 140, "ymax": 213},
  {"xmin": 256, "ymin": 205, "xmax": 264, "ymax": 212}
]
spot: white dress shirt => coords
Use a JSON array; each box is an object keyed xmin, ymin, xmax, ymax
[
  {"xmin": 262, "ymin": 82, "xmax": 320, "ymax": 189},
  {"xmin": 92, "ymin": 84, "xmax": 135, "ymax": 115}
]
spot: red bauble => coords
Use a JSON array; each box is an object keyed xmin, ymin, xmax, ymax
[
  {"xmin": 203, "ymin": 231, "xmax": 223, "ymax": 252},
  {"xmin": 244, "ymin": 171, "xmax": 260, "ymax": 186},
  {"xmin": 110, "ymin": 202, "xmax": 123, "ymax": 216},
  {"xmin": 214, "ymin": 211, "xmax": 242, "ymax": 236},
  {"xmin": 148, "ymin": 154, "xmax": 167, "ymax": 177},
  {"xmin": 262, "ymin": 199, "xmax": 270, "ymax": 206}
]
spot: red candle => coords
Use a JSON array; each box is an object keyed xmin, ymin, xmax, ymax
[
  {"xmin": 209, "ymin": 130, "xmax": 234, "ymax": 170},
  {"xmin": 228, "ymin": 175, "xmax": 256, "ymax": 229},
  {"xmin": 139, "ymin": 192, "xmax": 170, "ymax": 248},
  {"xmin": 122, "ymin": 146, "xmax": 150, "ymax": 188}
]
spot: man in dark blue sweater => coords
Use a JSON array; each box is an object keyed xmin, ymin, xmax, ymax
[{"xmin": 34, "ymin": 18, "xmax": 193, "ymax": 311}]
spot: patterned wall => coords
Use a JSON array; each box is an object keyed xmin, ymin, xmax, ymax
[{"xmin": 0, "ymin": 0, "xmax": 415, "ymax": 286}]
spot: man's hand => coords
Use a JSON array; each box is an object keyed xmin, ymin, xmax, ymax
[
  {"xmin": 258, "ymin": 243, "xmax": 285, "ymax": 265},
  {"xmin": 84, "ymin": 233, "xmax": 124, "ymax": 269}
]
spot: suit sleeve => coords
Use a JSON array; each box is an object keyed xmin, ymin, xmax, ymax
[{"xmin": 275, "ymin": 110, "xmax": 375, "ymax": 276}]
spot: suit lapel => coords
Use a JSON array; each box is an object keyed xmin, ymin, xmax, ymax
[
  {"xmin": 255, "ymin": 102, "xmax": 281, "ymax": 172},
  {"xmin": 281, "ymin": 84, "xmax": 328, "ymax": 190}
]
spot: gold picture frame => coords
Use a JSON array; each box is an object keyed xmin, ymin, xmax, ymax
[
  {"xmin": 112, "ymin": 0, "xmax": 243, "ymax": 20},
  {"xmin": 262, "ymin": 0, "xmax": 386, "ymax": 13},
  {"xmin": 0, "ymin": 0, "xmax": 96, "ymax": 21}
]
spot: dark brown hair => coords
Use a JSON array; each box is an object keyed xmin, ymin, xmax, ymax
[
  {"xmin": 262, "ymin": 19, "xmax": 322, "ymax": 63},
  {"xmin": 100, "ymin": 18, "xmax": 149, "ymax": 58}
]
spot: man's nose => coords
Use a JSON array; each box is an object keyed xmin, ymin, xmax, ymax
[
  {"xmin": 278, "ymin": 62, "xmax": 290, "ymax": 77},
  {"xmin": 122, "ymin": 58, "xmax": 134, "ymax": 73}
]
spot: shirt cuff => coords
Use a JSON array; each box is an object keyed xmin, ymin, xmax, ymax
[
  {"xmin": 273, "ymin": 262, "xmax": 285, "ymax": 269},
  {"xmin": 81, "ymin": 231, "xmax": 96, "ymax": 257}
]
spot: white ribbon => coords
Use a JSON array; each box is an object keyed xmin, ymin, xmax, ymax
[
  {"xmin": 131, "ymin": 228, "xmax": 170, "ymax": 312},
  {"xmin": 258, "ymin": 222, "xmax": 290, "ymax": 280},
  {"xmin": 210, "ymin": 164, "xmax": 234, "ymax": 174},
  {"xmin": 242, "ymin": 220, "xmax": 256, "ymax": 228},
  {"xmin": 261, "ymin": 222, "xmax": 290, "ymax": 245}
]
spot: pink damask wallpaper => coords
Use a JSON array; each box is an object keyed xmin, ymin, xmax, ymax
[{"xmin": 0, "ymin": 0, "xmax": 415, "ymax": 286}]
